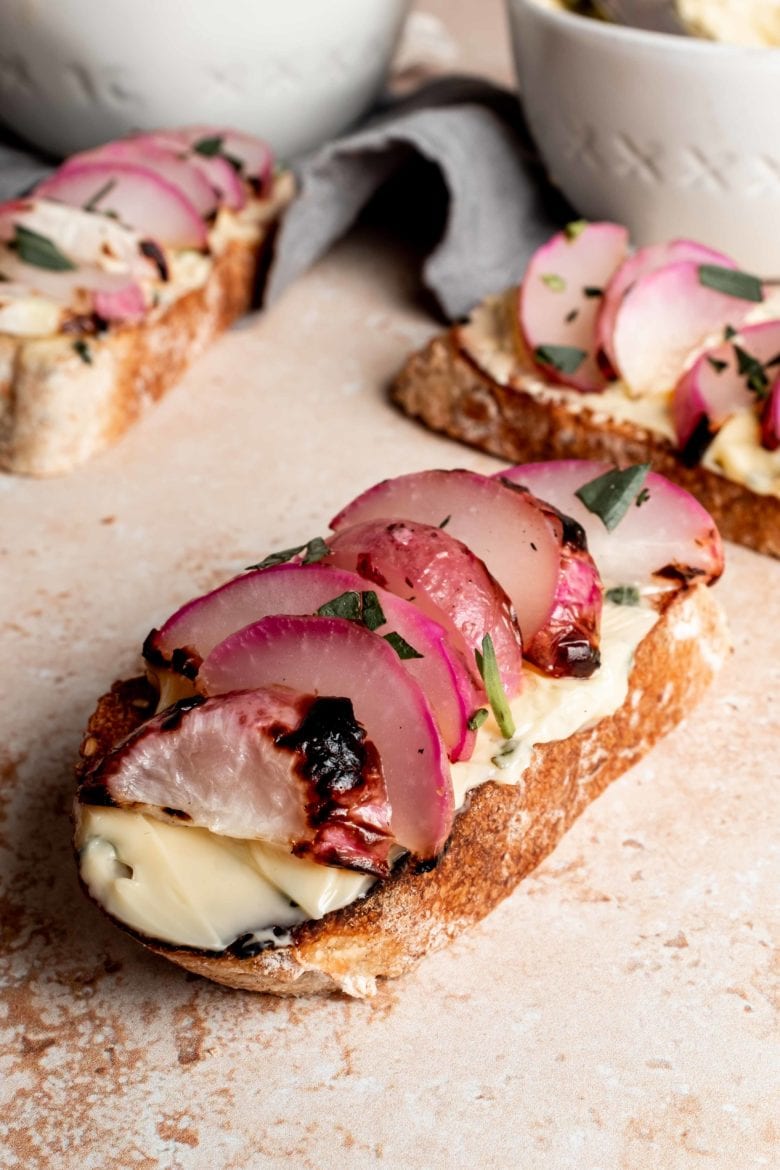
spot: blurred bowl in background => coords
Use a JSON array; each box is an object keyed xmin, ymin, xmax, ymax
[
  {"xmin": 0, "ymin": 0, "xmax": 412, "ymax": 160},
  {"xmin": 506, "ymin": 0, "xmax": 780, "ymax": 274}
]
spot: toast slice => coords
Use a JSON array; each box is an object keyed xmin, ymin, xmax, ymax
[
  {"xmin": 75, "ymin": 583, "xmax": 729, "ymax": 998},
  {"xmin": 0, "ymin": 173, "xmax": 293, "ymax": 477},
  {"xmin": 392, "ymin": 315, "xmax": 780, "ymax": 559}
]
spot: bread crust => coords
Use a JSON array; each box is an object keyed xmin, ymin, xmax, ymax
[
  {"xmin": 391, "ymin": 332, "xmax": 780, "ymax": 559},
  {"xmin": 76, "ymin": 584, "xmax": 729, "ymax": 998},
  {"xmin": 0, "ymin": 208, "xmax": 282, "ymax": 477}
]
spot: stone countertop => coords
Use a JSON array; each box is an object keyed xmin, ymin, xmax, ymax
[{"xmin": 1, "ymin": 3, "xmax": 778, "ymax": 1168}]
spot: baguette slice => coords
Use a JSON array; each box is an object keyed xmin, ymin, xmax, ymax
[
  {"xmin": 391, "ymin": 327, "xmax": 780, "ymax": 559},
  {"xmin": 76, "ymin": 583, "xmax": 729, "ymax": 998},
  {"xmin": 0, "ymin": 176, "xmax": 293, "ymax": 477}
]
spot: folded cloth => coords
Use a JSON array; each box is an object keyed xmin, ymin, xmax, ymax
[
  {"xmin": 0, "ymin": 77, "xmax": 570, "ymax": 321},
  {"xmin": 266, "ymin": 76, "xmax": 571, "ymax": 320}
]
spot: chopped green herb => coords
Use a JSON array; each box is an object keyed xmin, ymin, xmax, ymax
[
  {"xmin": 605, "ymin": 584, "xmax": 640, "ymax": 606},
  {"xmin": 574, "ymin": 463, "xmax": 651, "ymax": 532},
  {"xmin": 247, "ymin": 536, "xmax": 331, "ymax": 571},
  {"xmin": 467, "ymin": 708, "xmax": 489, "ymax": 731},
  {"xmin": 541, "ymin": 273, "xmax": 566, "ymax": 293},
  {"xmin": 766, "ymin": 352, "xmax": 780, "ymax": 369},
  {"xmin": 534, "ymin": 344, "xmax": 587, "ymax": 375},
  {"xmin": 72, "ymin": 339, "xmax": 93, "ymax": 365},
  {"xmin": 706, "ymin": 356, "xmax": 729, "ymax": 374},
  {"xmin": 360, "ymin": 590, "xmax": 386, "ymax": 632},
  {"xmin": 724, "ymin": 324, "xmax": 738, "ymax": 341},
  {"xmin": 635, "ymin": 487, "xmax": 650, "ymax": 507},
  {"xmin": 474, "ymin": 634, "xmax": 515, "ymax": 739},
  {"xmin": 564, "ymin": 219, "xmax": 588, "ymax": 242},
  {"xmin": 83, "ymin": 178, "xmax": 117, "ymax": 213},
  {"xmin": 583, "ymin": 286, "xmax": 603, "ymax": 298},
  {"xmin": 565, "ymin": 308, "xmax": 579, "ymax": 324},
  {"xmin": 193, "ymin": 135, "xmax": 224, "ymax": 158},
  {"xmin": 317, "ymin": 591, "xmax": 361, "ymax": 621},
  {"xmin": 438, "ymin": 515, "xmax": 451, "ymax": 529},
  {"xmin": 12, "ymin": 225, "xmax": 76, "ymax": 272},
  {"xmin": 699, "ymin": 265, "xmax": 763, "ymax": 304},
  {"xmin": 734, "ymin": 345, "xmax": 770, "ymax": 397},
  {"xmin": 383, "ymin": 631, "xmax": 423, "ymax": 660}
]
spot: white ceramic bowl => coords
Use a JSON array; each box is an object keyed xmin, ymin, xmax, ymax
[
  {"xmin": 0, "ymin": 0, "xmax": 411, "ymax": 160},
  {"xmin": 506, "ymin": 0, "xmax": 780, "ymax": 274}
]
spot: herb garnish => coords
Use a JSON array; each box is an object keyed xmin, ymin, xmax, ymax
[
  {"xmin": 698, "ymin": 265, "xmax": 763, "ymax": 304},
  {"xmin": 723, "ymin": 324, "xmax": 738, "ymax": 341},
  {"xmin": 541, "ymin": 273, "xmax": 566, "ymax": 293},
  {"xmin": 383, "ymin": 631, "xmax": 423, "ymax": 660},
  {"xmin": 734, "ymin": 345, "xmax": 769, "ymax": 397},
  {"xmin": 564, "ymin": 219, "xmax": 588, "ymax": 242},
  {"xmin": 534, "ymin": 344, "xmax": 587, "ymax": 375},
  {"xmin": 635, "ymin": 487, "xmax": 650, "ymax": 507},
  {"xmin": 574, "ymin": 463, "xmax": 651, "ymax": 532},
  {"xmin": 468, "ymin": 708, "xmax": 489, "ymax": 731},
  {"xmin": 439, "ymin": 515, "xmax": 451, "ymax": 529},
  {"xmin": 83, "ymin": 179, "xmax": 117, "ymax": 213},
  {"xmin": 316, "ymin": 590, "xmax": 362, "ymax": 622},
  {"xmin": 316, "ymin": 589, "xmax": 422, "ymax": 658},
  {"xmin": 247, "ymin": 536, "xmax": 332, "ymax": 570},
  {"xmin": 193, "ymin": 136, "xmax": 223, "ymax": 158},
  {"xmin": 707, "ymin": 356, "xmax": 728, "ymax": 374},
  {"xmin": 12, "ymin": 225, "xmax": 76, "ymax": 272},
  {"xmin": 565, "ymin": 309, "xmax": 579, "ymax": 324},
  {"xmin": 474, "ymin": 634, "xmax": 515, "ymax": 739},
  {"xmin": 605, "ymin": 585, "xmax": 640, "ymax": 606},
  {"xmin": 72, "ymin": 339, "xmax": 93, "ymax": 365},
  {"xmin": 583, "ymin": 286, "xmax": 603, "ymax": 298}
]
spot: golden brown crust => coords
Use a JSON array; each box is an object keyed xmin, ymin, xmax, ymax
[
  {"xmin": 391, "ymin": 332, "xmax": 780, "ymax": 559},
  {"xmin": 0, "ymin": 214, "xmax": 281, "ymax": 478},
  {"xmin": 77, "ymin": 585, "xmax": 729, "ymax": 998}
]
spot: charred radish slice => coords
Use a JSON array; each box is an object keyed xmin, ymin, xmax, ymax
[
  {"xmin": 64, "ymin": 142, "xmax": 220, "ymax": 218},
  {"xmin": 610, "ymin": 261, "xmax": 763, "ymax": 396},
  {"xmin": 497, "ymin": 461, "xmax": 723, "ymax": 587},
  {"xmin": 145, "ymin": 563, "xmax": 481, "ymax": 761},
  {"xmin": 79, "ymin": 687, "xmax": 395, "ymax": 877},
  {"xmin": 327, "ymin": 519, "xmax": 524, "ymax": 697},
  {"xmin": 200, "ymin": 615, "xmax": 454, "ymax": 860},
  {"xmin": 331, "ymin": 469, "xmax": 560, "ymax": 645},
  {"xmin": 518, "ymin": 221, "xmax": 629, "ymax": 392},
  {"xmin": 597, "ymin": 240, "xmax": 735, "ymax": 376},
  {"xmin": 523, "ymin": 539, "xmax": 603, "ymax": 679},
  {"xmin": 673, "ymin": 320, "xmax": 780, "ymax": 453},
  {"xmin": 35, "ymin": 163, "xmax": 209, "ymax": 250}
]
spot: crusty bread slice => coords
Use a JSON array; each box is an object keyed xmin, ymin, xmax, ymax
[
  {"xmin": 392, "ymin": 331, "xmax": 780, "ymax": 559},
  {"xmin": 76, "ymin": 583, "xmax": 729, "ymax": 998},
  {"xmin": 0, "ymin": 181, "xmax": 291, "ymax": 478}
]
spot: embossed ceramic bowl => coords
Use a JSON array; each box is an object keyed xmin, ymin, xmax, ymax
[
  {"xmin": 0, "ymin": 0, "xmax": 412, "ymax": 160},
  {"xmin": 506, "ymin": 0, "xmax": 780, "ymax": 274}
]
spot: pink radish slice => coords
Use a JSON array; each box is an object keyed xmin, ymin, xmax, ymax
[
  {"xmin": 0, "ymin": 197, "xmax": 157, "ymax": 280},
  {"xmin": 145, "ymin": 563, "xmax": 481, "ymax": 762},
  {"xmin": 172, "ymin": 127, "xmax": 273, "ymax": 188},
  {"xmin": 0, "ymin": 247, "xmax": 147, "ymax": 321},
  {"xmin": 524, "ymin": 542, "xmax": 603, "ymax": 678},
  {"xmin": 64, "ymin": 142, "xmax": 219, "ymax": 217},
  {"xmin": 518, "ymin": 222, "xmax": 629, "ymax": 392},
  {"xmin": 762, "ymin": 377, "xmax": 780, "ymax": 450},
  {"xmin": 597, "ymin": 240, "xmax": 735, "ymax": 376},
  {"xmin": 200, "ymin": 615, "xmax": 454, "ymax": 859},
  {"xmin": 327, "ymin": 519, "xmax": 524, "ymax": 697},
  {"xmin": 611, "ymin": 260, "xmax": 760, "ymax": 396},
  {"xmin": 114, "ymin": 133, "xmax": 248, "ymax": 210},
  {"xmin": 673, "ymin": 320, "xmax": 780, "ymax": 451},
  {"xmin": 79, "ymin": 687, "xmax": 395, "ymax": 877},
  {"xmin": 497, "ymin": 461, "xmax": 723, "ymax": 587},
  {"xmin": 35, "ymin": 163, "xmax": 208, "ymax": 249},
  {"xmin": 331, "ymin": 469, "xmax": 560, "ymax": 644}
]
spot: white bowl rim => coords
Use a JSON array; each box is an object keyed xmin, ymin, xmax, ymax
[{"xmin": 508, "ymin": 0, "xmax": 780, "ymax": 57}]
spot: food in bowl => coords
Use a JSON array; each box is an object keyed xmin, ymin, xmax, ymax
[
  {"xmin": 557, "ymin": 0, "xmax": 780, "ymax": 45},
  {"xmin": 392, "ymin": 220, "xmax": 780, "ymax": 556}
]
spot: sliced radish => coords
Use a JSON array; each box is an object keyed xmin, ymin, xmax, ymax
[
  {"xmin": 144, "ymin": 563, "xmax": 481, "ymax": 762},
  {"xmin": 611, "ymin": 260, "xmax": 761, "ymax": 396},
  {"xmin": 331, "ymin": 469, "xmax": 560, "ymax": 645},
  {"xmin": 762, "ymin": 377, "xmax": 780, "ymax": 451},
  {"xmin": 64, "ymin": 142, "xmax": 219, "ymax": 218},
  {"xmin": 597, "ymin": 240, "xmax": 735, "ymax": 377},
  {"xmin": 327, "ymin": 519, "xmax": 524, "ymax": 697},
  {"xmin": 79, "ymin": 687, "xmax": 395, "ymax": 877},
  {"xmin": 0, "ymin": 246, "xmax": 147, "ymax": 323},
  {"xmin": 35, "ymin": 163, "xmax": 208, "ymax": 250},
  {"xmin": 524, "ymin": 542, "xmax": 603, "ymax": 678},
  {"xmin": 497, "ymin": 461, "xmax": 723, "ymax": 587},
  {"xmin": 0, "ymin": 197, "xmax": 157, "ymax": 281},
  {"xmin": 518, "ymin": 222, "xmax": 629, "ymax": 392},
  {"xmin": 171, "ymin": 127, "xmax": 273, "ymax": 188},
  {"xmin": 200, "ymin": 615, "xmax": 453, "ymax": 859},
  {"xmin": 673, "ymin": 320, "xmax": 780, "ymax": 452}
]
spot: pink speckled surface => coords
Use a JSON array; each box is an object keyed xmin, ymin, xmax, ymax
[{"xmin": 1, "ymin": 4, "xmax": 779, "ymax": 1167}]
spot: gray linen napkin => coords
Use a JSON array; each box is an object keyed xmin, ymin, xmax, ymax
[{"xmin": 0, "ymin": 78, "xmax": 568, "ymax": 321}]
